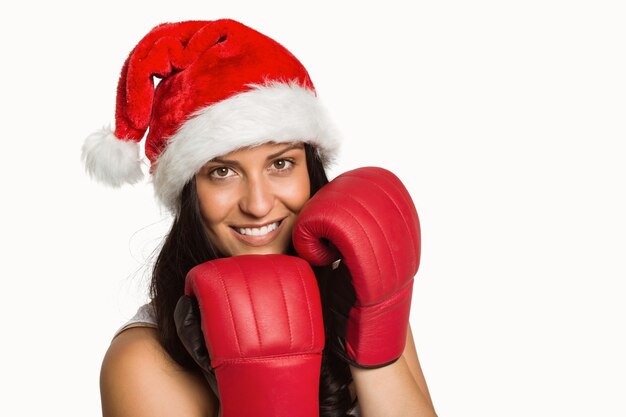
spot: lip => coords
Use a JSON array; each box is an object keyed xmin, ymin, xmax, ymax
[{"xmin": 229, "ymin": 219, "xmax": 285, "ymax": 247}]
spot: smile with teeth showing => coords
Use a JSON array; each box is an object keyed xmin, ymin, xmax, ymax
[{"xmin": 232, "ymin": 220, "xmax": 282, "ymax": 236}]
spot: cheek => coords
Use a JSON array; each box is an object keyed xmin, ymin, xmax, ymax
[
  {"xmin": 279, "ymin": 170, "xmax": 311, "ymax": 212},
  {"xmin": 196, "ymin": 181, "xmax": 236, "ymax": 226}
]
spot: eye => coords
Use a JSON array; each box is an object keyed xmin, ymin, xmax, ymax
[
  {"xmin": 209, "ymin": 166, "xmax": 236, "ymax": 179},
  {"xmin": 271, "ymin": 159, "xmax": 293, "ymax": 171}
]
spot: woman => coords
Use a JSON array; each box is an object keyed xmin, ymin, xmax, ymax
[{"xmin": 83, "ymin": 19, "xmax": 437, "ymax": 417}]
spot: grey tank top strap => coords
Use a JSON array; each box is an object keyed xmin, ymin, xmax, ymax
[{"xmin": 113, "ymin": 302, "xmax": 157, "ymax": 338}]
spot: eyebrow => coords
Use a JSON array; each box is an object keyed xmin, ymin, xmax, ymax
[
  {"xmin": 208, "ymin": 143, "xmax": 305, "ymax": 166},
  {"xmin": 266, "ymin": 143, "xmax": 305, "ymax": 160}
]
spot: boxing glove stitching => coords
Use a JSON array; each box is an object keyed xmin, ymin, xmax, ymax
[
  {"xmin": 351, "ymin": 173, "xmax": 421, "ymax": 285},
  {"xmin": 269, "ymin": 257, "xmax": 294, "ymax": 350},
  {"xmin": 294, "ymin": 259, "xmax": 316, "ymax": 351},
  {"xmin": 232, "ymin": 260, "xmax": 264, "ymax": 351},
  {"xmin": 216, "ymin": 352, "xmax": 321, "ymax": 365},
  {"xmin": 341, "ymin": 168, "xmax": 420, "ymax": 285},
  {"xmin": 323, "ymin": 189, "xmax": 393, "ymax": 300},
  {"xmin": 213, "ymin": 265, "xmax": 244, "ymax": 357},
  {"xmin": 353, "ymin": 171, "xmax": 421, "ymax": 275}
]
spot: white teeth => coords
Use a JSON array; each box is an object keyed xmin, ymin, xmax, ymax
[{"xmin": 237, "ymin": 222, "xmax": 278, "ymax": 236}]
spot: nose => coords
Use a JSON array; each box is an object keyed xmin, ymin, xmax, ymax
[{"xmin": 238, "ymin": 175, "xmax": 274, "ymax": 218}]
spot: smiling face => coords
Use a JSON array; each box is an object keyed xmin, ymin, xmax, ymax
[{"xmin": 195, "ymin": 142, "xmax": 310, "ymax": 257}]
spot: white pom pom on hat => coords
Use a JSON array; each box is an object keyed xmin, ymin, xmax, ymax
[
  {"xmin": 81, "ymin": 19, "xmax": 341, "ymax": 213},
  {"xmin": 81, "ymin": 126, "xmax": 144, "ymax": 187}
]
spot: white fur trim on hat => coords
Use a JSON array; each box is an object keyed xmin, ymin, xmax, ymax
[
  {"xmin": 81, "ymin": 127, "xmax": 144, "ymax": 187},
  {"xmin": 153, "ymin": 82, "xmax": 341, "ymax": 213}
]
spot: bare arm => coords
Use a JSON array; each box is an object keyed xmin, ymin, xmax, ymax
[
  {"xmin": 100, "ymin": 327, "xmax": 217, "ymax": 417},
  {"xmin": 403, "ymin": 323, "xmax": 435, "ymax": 408},
  {"xmin": 350, "ymin": 324, "xmax": 437, "ymax": 417}
]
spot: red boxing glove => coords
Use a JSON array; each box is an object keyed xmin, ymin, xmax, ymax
[
  {"xmin": 293, "ymin": 166, "xmax": 421, "ymax": 368},
  {"xmin": 184, "ymin": 254, "xmax": 325, "ymax": 417}
]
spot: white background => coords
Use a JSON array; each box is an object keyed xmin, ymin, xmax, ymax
[{"xmin": 1, "ymin": 1, "xmax": 624, "ymax": 416}]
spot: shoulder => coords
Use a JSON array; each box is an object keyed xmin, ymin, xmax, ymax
[{"xmin": 100, "ymin": 327, "xmax": 217, "ymax": 417}]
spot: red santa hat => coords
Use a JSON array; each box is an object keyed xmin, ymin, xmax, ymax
[{"xmin": 82, "ymin": 19, "xmax": 340, "ymax": 213}]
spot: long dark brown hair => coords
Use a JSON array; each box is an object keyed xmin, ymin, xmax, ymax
[{"xmin": 150, "ymin": 143, "xmax": 354, "ymax": 416}]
